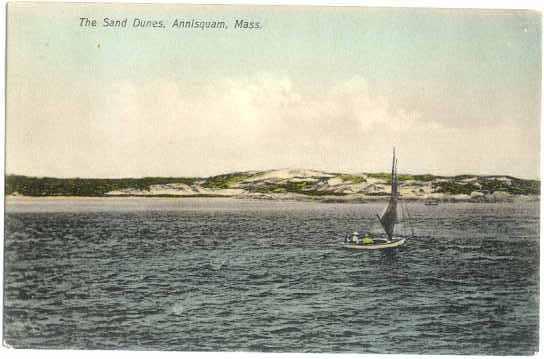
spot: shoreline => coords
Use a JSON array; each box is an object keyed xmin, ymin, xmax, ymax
[
  {"xmin": 5, "ymin": 194, "xmax": 540, "ymax": 204},
  {"xmin": 7, "ymin": 170, "xmax": 539, "ymax": 203}
]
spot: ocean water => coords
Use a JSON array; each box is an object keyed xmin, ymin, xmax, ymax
[{"xmin": 4, "ymin": 198, "xmax": 539, "ymax": 354}]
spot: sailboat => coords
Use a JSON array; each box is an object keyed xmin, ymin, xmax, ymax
[{"xmin": 343, "ymin": 148, "xmax": 412, "ymax": 250}]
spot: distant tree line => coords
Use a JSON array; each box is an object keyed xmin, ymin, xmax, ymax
[
  {"xmin": 5, "ymin": 175, "xmax": 199, "ymax": 196},
  {"xmin": 4, "ymin": 174, "xmax": 540, "ymax": 197},
  {"xmin": 433, "ymin": 177, "xmax": 540, "ymax": 195}
]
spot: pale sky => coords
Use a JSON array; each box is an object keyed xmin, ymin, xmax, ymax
[{"xmin": 7, "ymin": 3, "xmax": 541, "ymax": 179}]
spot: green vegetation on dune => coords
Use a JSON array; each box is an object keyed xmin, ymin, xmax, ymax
[
  {"xmin": 367, "ymin": 173, "xmax": 436, "ymax": 182},
  {"xmin": 398, "ymin": 175, "xmax": 415, "ymax": 181},
  {"xmin": 202, "ymin": 172, "xmax": 256, "ymax": 189},
  {"xmin": 254, "ymin": 180, "xmax": 344, "ymax": 196},
  {"xmin": 367, "ymin": 172, "xmax": 391, "ymax": 180},
  {"xmin": 339, "ymin": 174, "xmax": 366, "ymax": 184},
  {"xmin": 411, "ymin": 174, "xmax": 437, "ymax": 182},
  {"xmin": 366, "ymin": 173, "xmax": 392, "ymax": 185},
  {"xmin": 433, "ymin": 181, "xmax": 481, "ymax": 195},
  {"xmin": 433, "ymin": 177, "xmax": 540, "ymax": 196},
  {"xmin": 5, "ymin": 172, "xmax": 540, "ymax": 197},
  {"xmin": 479, "ymin": 178, "xmax": 540, "ymax": 195},
  {"xmin": 5, "ymin": 175, "xmax": 198, "ymax": 196}
]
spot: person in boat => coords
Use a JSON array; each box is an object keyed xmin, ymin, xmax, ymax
[
  {"xmin": 351, "ymin": 232, "xmax": 359, "ymax": 244},
  {"xmin": 348, "ymin": 231, "xmax": 375, "ymax": 245},
  {"xmin": 361, "ymin": 232, "xmax": 374, "ymax": 245}
]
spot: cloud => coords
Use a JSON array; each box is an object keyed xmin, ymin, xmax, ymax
[{"xmin": 7, "ymin": 73, "xmax": 539, "ymax": 178}]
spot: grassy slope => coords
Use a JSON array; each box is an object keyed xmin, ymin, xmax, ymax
[
  {"xmin": 5, "ymin": 175, "xmax": 199, "ymax": 196},
  {"xmin": 5, "ymin": 172, "xmax": 540, "ymax": 197}
]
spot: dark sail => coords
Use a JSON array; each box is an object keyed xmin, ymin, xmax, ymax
[{"xmin": 379, "ymin": 149, "xmax": 399, "ymax": 240}]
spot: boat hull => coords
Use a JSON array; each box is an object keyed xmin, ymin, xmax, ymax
[{"xmin": 343, "ymin": 238, "xmax": 406, "ymax": 250}]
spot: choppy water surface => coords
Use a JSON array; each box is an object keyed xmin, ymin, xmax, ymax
[{"xmin": 4, "ymin": 198, "xmax": 539, "ymax": 354}]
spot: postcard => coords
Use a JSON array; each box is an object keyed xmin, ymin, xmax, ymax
[{"xmin": 4, "ymin": 1, "xmax": 540, "ymax": 355}]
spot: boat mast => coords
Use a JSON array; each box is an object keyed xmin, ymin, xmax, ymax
[{"xmin": 378, "ymin": 148, "xmax": 399, "ymax": 240}]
